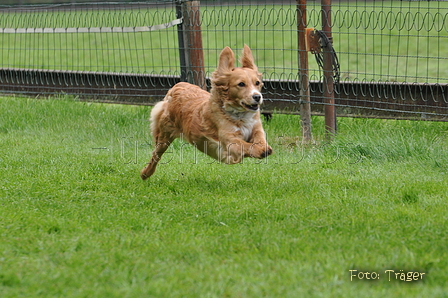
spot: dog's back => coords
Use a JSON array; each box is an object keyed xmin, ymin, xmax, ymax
[{"xmin": 150, "ymin": 82, "xmax": 210, "ymax": 142}]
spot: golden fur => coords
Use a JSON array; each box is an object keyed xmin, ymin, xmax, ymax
[{"xmin": 141, "ymin": 45, "xmax": 272, "ymax": 179}]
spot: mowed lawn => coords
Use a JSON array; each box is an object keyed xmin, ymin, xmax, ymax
[{"xmin": 1, "ymin": 96, "xmax": 447, "ymax": 297}]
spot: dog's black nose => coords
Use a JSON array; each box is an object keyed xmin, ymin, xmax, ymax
[{"xmin": 252, "ymin": 94, "xmax": 262, "ymax": 103}]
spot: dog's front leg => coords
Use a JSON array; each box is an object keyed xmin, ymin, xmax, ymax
[
  {"xmin": 221, "ymin": 139, "xmax": 266, "ymax": 164},
  {"xmin": 221, "ymin": 141, "xmax": 246, "ymax": 164},
  {"xmin": 199, "ymin": 138, "xmax": 243, "ymax": 164},
  {"xmin": 248, "ymin": 124, "xmax": 273, "ymax": 158}
]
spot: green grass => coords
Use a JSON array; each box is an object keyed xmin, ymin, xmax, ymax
[
  {"xmin": 1, "ymin": 95, "xmax": 448, "ymax": 297},
  {"xmin": 1, "ymin": 1, "xmax": 447, "ymax": 83}
]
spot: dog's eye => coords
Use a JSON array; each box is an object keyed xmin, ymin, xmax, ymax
[
  {"xmin": 255, "ymin": 81, "xmax": 261, "ymax": 86},
  {"xmin": 238, "ymin": 82, "xmax": 246, "ymax": 87}
]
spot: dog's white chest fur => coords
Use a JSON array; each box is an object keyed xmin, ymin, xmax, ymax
[{"xmin": 234, "ymin": 116, "xmax": 257, "ymax": 141}]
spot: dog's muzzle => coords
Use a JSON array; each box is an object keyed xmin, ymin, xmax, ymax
[
  {"xmin": 252, "ymin": 94, "xmax": 262, "ymax": 103},
  {"xmin": 243, "ymin": 102, "xmax": 260, "ymax": 111},
  {"xmin": 242, "ymin": 92, "xmax": 263, "ymax": 111}
]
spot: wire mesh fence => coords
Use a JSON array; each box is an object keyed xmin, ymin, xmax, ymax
[
  {"xmin": 0, "ymin": 2, "xmax": 180, "ymax": 74},
  {"xmin": 0, "ymin": 0, "xmax": 447, "ymax": 121}
]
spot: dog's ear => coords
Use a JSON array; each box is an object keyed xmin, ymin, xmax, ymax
[
  {"xmin": 240, "ymin": 44, "xmax": 258, "ymax": 71},
  {"xmin": 217, "ymin": 46, "xmax": 235, "ymax": 73}
]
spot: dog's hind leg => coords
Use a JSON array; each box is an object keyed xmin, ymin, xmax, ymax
[
  {"xmin": 140, "ymin": 134, "xmax": 174, "ymax": 180},
  {"xmin": 140, "ymin": 100, "xmax": 176, "ymax": 180}
]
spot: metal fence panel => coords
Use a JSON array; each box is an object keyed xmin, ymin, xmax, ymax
[{"xmin": 0, "ymin": 1, "xmax": 447, "ymax": 120}]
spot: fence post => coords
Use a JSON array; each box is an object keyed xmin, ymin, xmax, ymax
[
  {"xmin": 296, "ymin": 0, "xmax": 312, "ymax": 143},
  {"xmin": 176, "ymin": 0, "xmax": 206, "ymax": 90},
  {"xmin": 321, "ymin": 0, "xmax": 336, "ymax": 139}
]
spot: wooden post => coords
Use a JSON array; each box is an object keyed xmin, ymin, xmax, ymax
[
  {"xmin": 297, "ymin": 0, "xmax": 312, "ymax": 143},
  {"xmin": 321, "ymin": 0, "xmax": 336, "ymax": 139},
  {"xmin": 176, "ymin": 1, "xmax": 206, "ymax": 90}
]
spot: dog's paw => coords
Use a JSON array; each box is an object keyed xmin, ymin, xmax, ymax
[
  {"xmin": 260, "ymin": 146, "xmax": 273, "ymax": 158},
  {"xmin": 140, "ymin": 166, "xmax": 154, "ymax": 180},
  {"xmin": 250, "ymin": 144, "xmax": 272, "ymax": 159},
  {"xmin": 140, "ymin": 172, "xmax": 149, "ymax": 180}
]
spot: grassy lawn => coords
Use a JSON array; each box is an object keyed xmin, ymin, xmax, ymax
[{"xmin": 1, "ymin": 95, "xmax": 447, "ymax": 297}]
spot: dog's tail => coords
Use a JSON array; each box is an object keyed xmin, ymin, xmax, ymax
[{"xmin": 150, "ymin": 100, "xmax": 167, "ymax": 138}]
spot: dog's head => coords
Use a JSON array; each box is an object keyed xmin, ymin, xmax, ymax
[{"xmin": 211, "ymin": 45, "xmax": 263, "ymax": 114}]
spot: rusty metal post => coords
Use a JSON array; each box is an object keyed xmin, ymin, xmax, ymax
[
  {"xmin": 297, "ymin": 0, "xmax": 312, "ymax": 143},
  {"xmin": 176, "ymin": 1, "xmax": 206, "ymax": 90},
  {"xmin": 321, "ymin": 0, "xmax": 336, "ymax": 139}
]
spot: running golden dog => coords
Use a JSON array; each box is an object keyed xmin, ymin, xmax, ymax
[{"xmin": 141, "ymin": 45, "xmax": 272, "ymax": 179}]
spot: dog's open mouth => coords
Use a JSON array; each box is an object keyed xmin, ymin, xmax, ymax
[{"xmin": 242, "ymin": 103, "xmax": 259, "ymax": 111}]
